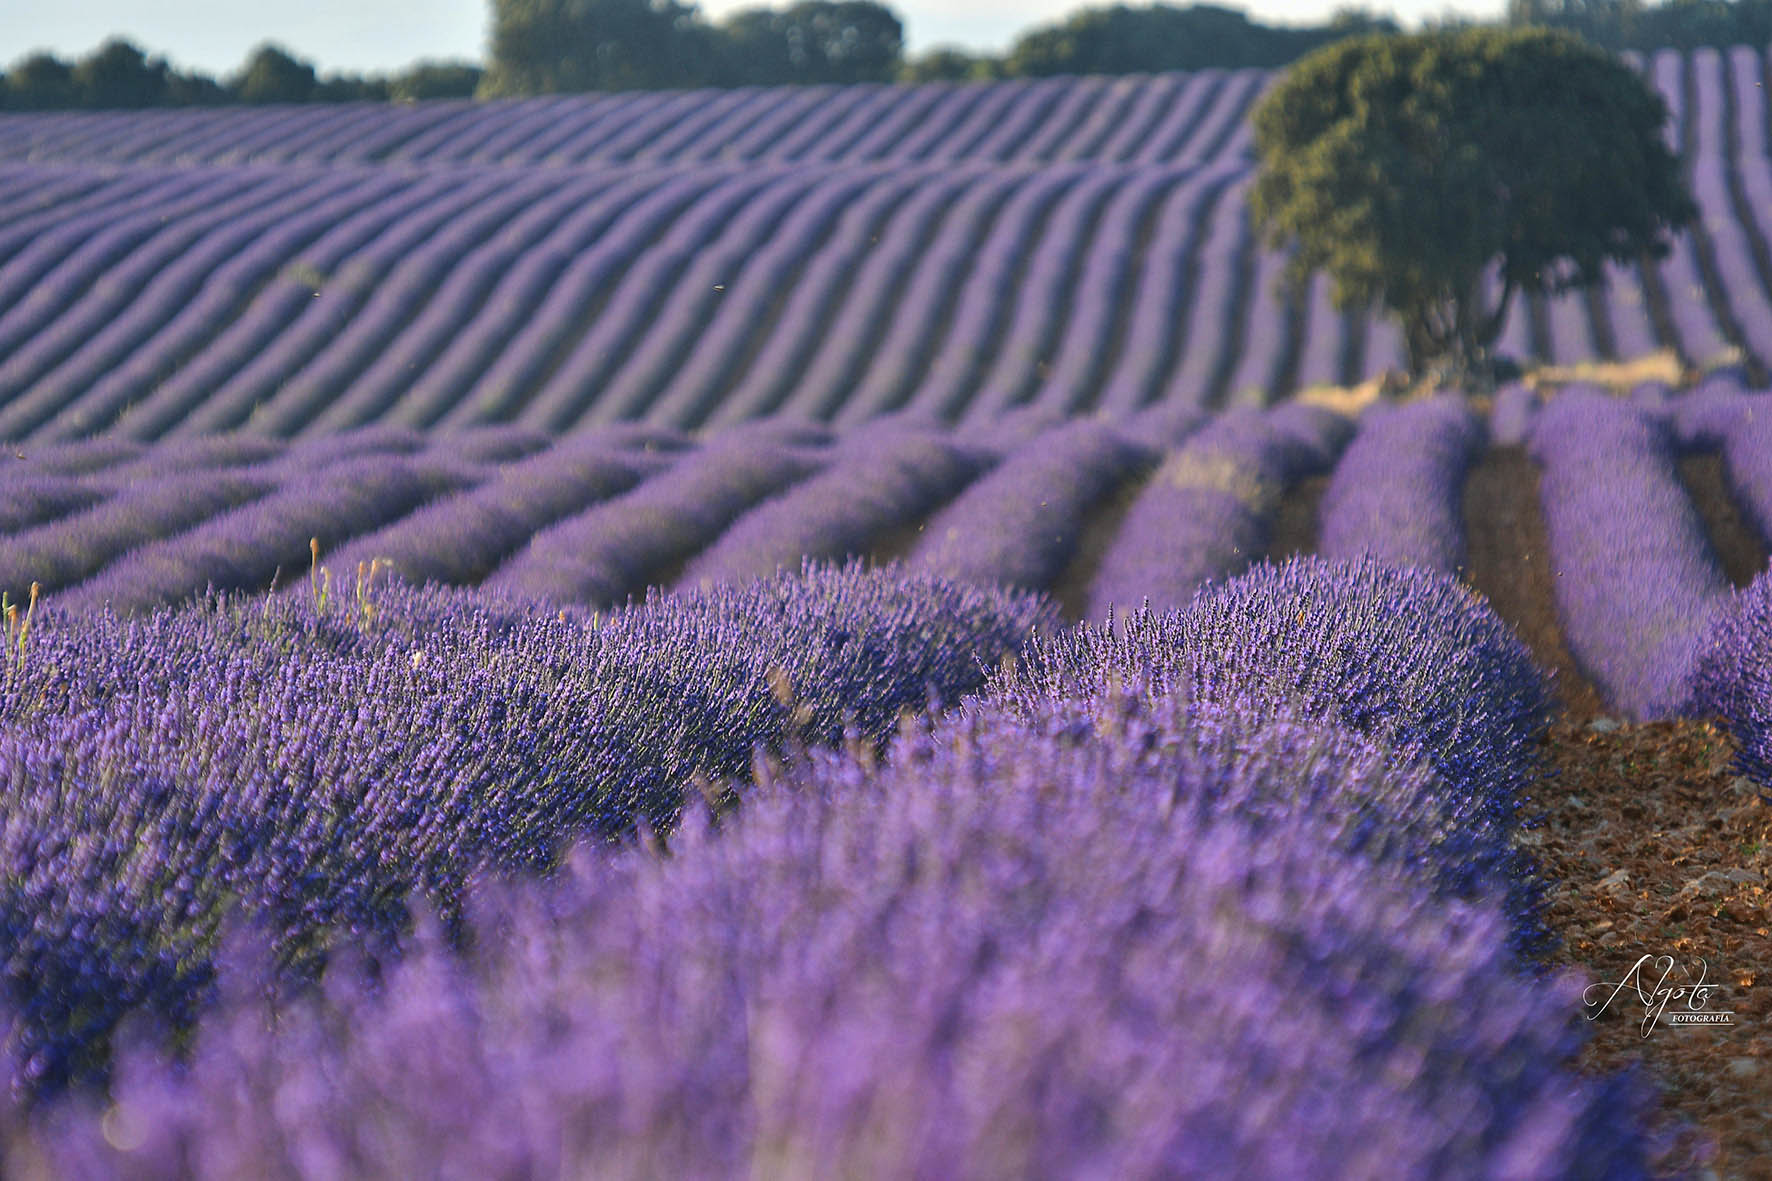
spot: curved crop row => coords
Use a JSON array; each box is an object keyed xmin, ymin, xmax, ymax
[
  {"xmin": 1529, "ymin": 388, "xmax": 1733, "ymax": 718},
  {"xmin": 907, "ymin": 418, "xmax": 1155, "ymax": 590},
  {"xmin": 0, "ymin": 53, "xmax": 1763, "ymax": 441},
  {"xmin": 55, "ymin": 454, "xmax": 480, "ymax": 614},
  {"xmin": 1085, "ymin": 402, "xmax": 1346, "ymax": 616},
  {"xmin": 1317, "ymin": 394, "xmax": 1484, "ymax": 576},
  {"xmin": 0, "ymin": 72, "xmax": 1269, "ymax": 169},
  {"xmin": 486, "ymin": 429, "xmax": 828, "ymax": 608},
  {"xmin": 679, "ymin": 425, "xmax": 989, "ymax": 589},
  {"xmin": 301, "ymin": 437, "xmax": 670, "ymax": 592}
]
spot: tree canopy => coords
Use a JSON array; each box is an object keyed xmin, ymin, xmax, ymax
[
  {"xmin": 1508, "ymin": 0, "xmax": 1772, "ymax": 51},
  {"xmin": 0, "ymin": 39, "xmax": 478, "ymax": 110},
  {"xmin": 1003, "ymin": 3, "xmax": 1397, "ymax": 76},
  {"xmin": 1248, "ymin": 25, "xmax": 1697, "ymax": 383}
]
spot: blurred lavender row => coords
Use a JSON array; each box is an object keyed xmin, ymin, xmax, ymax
[
  {"xmin": 1318, "ymin": 394, "xmax": 1484, "ymax": 576},
  {"xmin": 907, "ymin": 418, "xmax": 1156, "ymax": 591},
  {"xmin": 1530, "ymin": 388, "xmax": 1733, "ymax": 719},
  {"xmin": 1686, "ymin": 566, "xmax": 1772, "ymax": 794},
  {"xmin": 678, "ymin": 425, "xmax": 990, "ymax": 590},
  {"xmin": 0, "ymin": 557, "xmax": 1660, "ymax": 1176},
  {"xmin": 1085, "ymin": 401, "xmax": 1349, "ymax": 617}
]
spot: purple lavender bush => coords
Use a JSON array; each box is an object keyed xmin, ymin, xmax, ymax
[
  {"xmin": 1669, "ymin": 381, "xmax": 1755, "ymax": 450},
  {"xmin": 0, "ymin": 470, "xmax": 275, "ymax": 603},
  {"xmin": 53, "ymin": 454, "xmax": 478, "ymax": 615},
  {"xmin": 1488, "ymin": 381, "xmax": 1539, "ymax": 448},
  {"xmin": 1683, "ymin": 567, "xmax": 1772, "ymax": 796},
  {"xmin": 678, "ymin": 429, "xmax": 987, "ymax": 590},
  {"xmin": 907, "ymin": 419, "xmax": 1153, "ymax": 591},
  {"xmin": 300, "ymin": 437, "xmax": 665, "ymax": 590},
  {"xmin": 9, "ymin": 688, "xmax": 1660, "ymax": 1178},
  {"xmin": 1259, "ymin": 397, "xmax": 1355, "ymax": 475},
  {"xmin": 992, "ymin": 555, "xmax": 1555, "ymax": 955},
  {"xmin": 486, "ymin": 435, "xmax": 825, "ymax": 607},
  {"xmin": 1317, "ymin": 395, "xmax": 1482, "ymax": 576},
  {"xmin": 1530, "ymin": 389, "xmax": 1732, "ymax": 719},
  {"xmin": 1716, "ymin": 400, "xmax": 1772, "ymax": 550},
  {"xmin": 0, "ymin": 477, "xmax": 107, "ymax": 536},
  {"xmin": 1085, "ymin": 408, "xmax": 1302, "ymax": 618},
  {"xmin": 0, "ymin": 563, "xmax": 1047, "ymax": 1100}
]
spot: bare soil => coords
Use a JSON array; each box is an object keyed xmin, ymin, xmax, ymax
[{"xmin": 1455, "ymin": 446, "xmax": 1770, "ymax": 1179}]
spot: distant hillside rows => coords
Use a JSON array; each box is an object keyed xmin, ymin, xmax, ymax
[
  {"xmin": 0, "ymin": 47, "xmax": 1770, "ymax": 442},
  {"xmin": 3, "ymin": 380, "xmax": 1768, "ymax": 724}
]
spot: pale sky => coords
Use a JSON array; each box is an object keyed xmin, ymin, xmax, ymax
[{"xmin": 3, "ymin": 0, "xmax": 1509, "ymax": 76}]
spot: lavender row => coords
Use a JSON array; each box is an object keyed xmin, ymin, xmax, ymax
[
  {"xmin": 907, "ymin": 419, "xmax": 1154, "ymax": 591},
  {"xmin": 1085, "ymin": 401, "xmax": 1349, "ymax": 617},
  {"xmin": 0, "ymin": 564, "xmax": 1050, "ymax": 1100},
  {"xmin": 295, "ymin": 437, "xmax": 670, "ymax": 593},
  {"xmin": 1317, "ymin": 394, "xmax": 1484, "ymax": 576},
  {"xmin": 678, "ymin": 426, "xmax": 989, "ymax": 589},
  {"xmin": 0, "ymin": 476, "xmax": 108, "ymax": 536},
  {"xmin": 1529, "ymin": 388, "xmax": 1733, "ymax": 718},
  {"xmin": 1685, "ymin": 566, "xmax": 1772, "ymax": 794},
  {"xmin": 0, "ymin": 71, "xmax": 1265, "ymax": 168},
  {"xmin": 2, "ymin": 558, "xmax": 1657, "ymax": 1175},
  {"xmin": 0, "ymin": 469, "xmax": 276, "ymax": 603},
  {"xmin": 992, "ymin": 557, "xmax": 1555, "ymax": 958},
  {"xmin": 487, "ymin": 431, "xmax": 828, "ymax": 607},
  {"xmin": 53, "ymin": 454, "xmax": 480, "ymax": 614}
]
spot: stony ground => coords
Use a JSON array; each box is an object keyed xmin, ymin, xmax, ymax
[{"xmin": 1463, "ymin": 447, "xmax": 1770, "ymax": 1180}]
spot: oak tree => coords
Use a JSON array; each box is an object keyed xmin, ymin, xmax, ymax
[{"xmin": 1249, "ymin": 26, "xmax": 1696, "ymax": 384}]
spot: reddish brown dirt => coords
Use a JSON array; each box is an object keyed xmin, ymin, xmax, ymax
[
  {"xmin": 1457, "ymin": 444, "xmax": 1771, "ymax": 1179},
  {"xmin": 1460, "ymin": 447, "xmax": 1608, "ymax": 718},
  {"xmin": 1048, "ymin": 462, "xmax": 1152, "ymax": 621},
  {"xmin": 1681, "ymin": 453, "xmax": 1770, "ymax": 590},
  {"xmin": 1537, "ymin": 718, "xmax": 1772, "ymax": 1179},
  {"xmin": 1265, "ymin": 472, "xmax": 1327, "ymax": 563}
]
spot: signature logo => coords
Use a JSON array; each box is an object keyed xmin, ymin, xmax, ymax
[{"xmin": 1583, "ymin": 955, "xmax": 1736, "ymax": 1038}]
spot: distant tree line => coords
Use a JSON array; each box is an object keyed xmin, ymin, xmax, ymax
[
  {"xmin": 480, "ymin": 1, "xmax": 1404, "ymax": 94},
  {"xmin": 10, "ymin": 0, "xmax": 1769, "ymax": 110},
  {"xmin": 1507, "ymin": 0, "xmax": 1772, "ymax": 50},
  {"xmin": 0, "ymin": 1, "xmax": 1413, "ymax": 109},
  {"xmin": 0, "ymin": 40, "xmax": 482, "ymax": 111}
]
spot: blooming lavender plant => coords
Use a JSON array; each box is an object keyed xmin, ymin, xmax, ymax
[
  {"xmin": 1317, "ymin": 395, "xmax": 1483, "ymax": 576},
  {"xmin": 677, "ymin": 429, "xmax": 988, "ymax": 590},
  {"xmin": 0, "ymin": 476, "xmax": 107, "ymax": 536},
  {"xmin": 485, "ymin": 435, "xmax": 825, "ymax": 608},
  {"xmin": 1085, "ymin": 405, "xmax": 1342, "ymax": 618},
  {"xmin": 1668, "ymin": 380, "xmax": 1756, "ymax": 450},
  {"xmin": 297, "ymin": 437, "xmax": 666, "ymax": 591},
  {"xmin": 0, "ymin": 470, "xmax": 276, "ymax": 603},
  {"xmin": 0, "ymin": 563, "xmax": 1046, "ymax": 1098},
  {"xmin": 907, "ymin": 419, "xmax": 1153, "ymax": 591},
  {"xmin": 53, "ymin": 454, "xmax": 477, "ymax": 615},
  {"xmin": 993, "ymin": 554, "xmax": 1556, "ymax": 955},
  {"xmin": 1487, "ymin": 381, "xmax": 1539, "ymax": 448},
  {"xmin": 1685, "ymin": 566, "xmax": 1772, "ymax": 794},
  {"xmin": 12, "ymin": 683, "xmax": 1658, "ymax": 1178},
  {"xmin": 1530, "ymin": 389, "xmax": 1732, "ymax": 719}
]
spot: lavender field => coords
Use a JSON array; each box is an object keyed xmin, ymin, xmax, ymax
[
  {"xmin": 1, "ymin": 46, "xmax": 1771, "ymax": 442},
  {"xmin": 4, "ymin": 32, "xmax": 1772, "ymax": 1178},
  {"xmin": 4, "ymin": 373, "xmax": 1772, "ymax": 1172}
]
